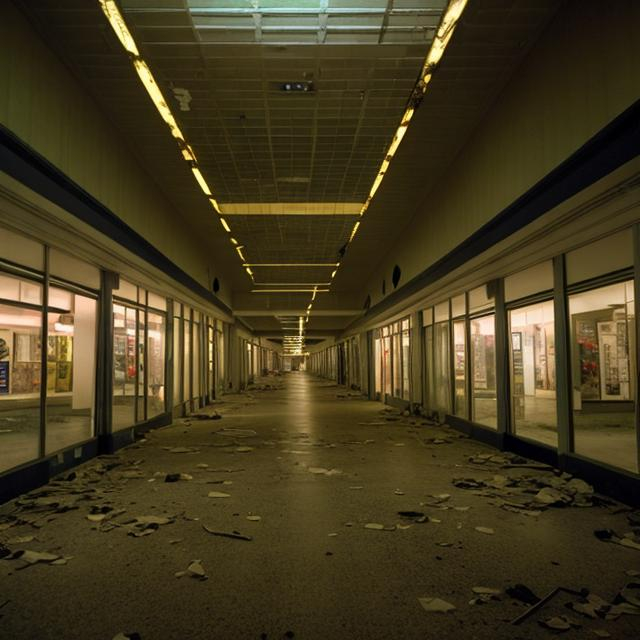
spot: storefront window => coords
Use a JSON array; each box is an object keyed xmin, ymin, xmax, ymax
[
  {"xmin": 216, "ymin": 325, "xmax": 225, "ymax": 392},
  {"xmin": 183, "ymin": 316, "xmax": 191, "ymax": 403},
  {"xmin": 425, "ymin": 325, "xmax": 434, "ymax": 413},
  {"xmin": 45, "ymin": 289, "xmax": 97, "ymax": 453},
  {"xmin": 112, "ymin": 304, "xmax": 136, "ymax": 430},
  {"xmin": 147, "ymin": 312, "xmax": 165, "ymax": 419},
  {"xmin": 192, "ymin": 318, "xmax": 200, "ymax": 400},
  {"xmin": 374, "ymin": 337, "xmax": 382, "ymax": 395},
  {"xmin": 402, "ymin": 327, "xmax": 410, "ymax": 400},
  {"xmin": 569, "ymin": 281, "xmax": 637, "ymax": 472},
  {"xmin": 471, "ymin": 314, "xmax": 497, "ymax": 428},
  {"xmin": 173, "ymin": 311, "xmax": 181, "ymax": 406},
  {"xmin": 136, "ymin": 309, "xmax": 145, "ymax": 421},
  {"xmin": 434, "ymin": 322, "xmax": 451, "ymax": 414},
  {"xmin": 393, "ymin": 332, "xmax": 402, "ymax": 397},
  {"xmin": 0, "ymin": 301, "xmax": 42, "ymax": 472},
  {"xmin": 509, "ymin": 300, "xmax": 556, "ymax": 446},
  {"xmin": 383, "ymin": 335, "xmax": 391, "ymax": 396},
  {"xmin": 453, "ymin": 319, "xmax": 467, "ymax": 418}
]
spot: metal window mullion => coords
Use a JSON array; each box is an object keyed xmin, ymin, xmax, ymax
[
  {"xmin": 553, "ymin": 255, "xmax": 572, "ymax": 455},
  {"xmin": 39, "ymin": 246, "xmax": 49, "ymax": 458},
  {"xmin": 633, "ymin": 225, "xmax": 640, "ymax": 472}
]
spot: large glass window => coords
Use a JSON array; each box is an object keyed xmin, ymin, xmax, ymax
[
  {"xmin": 374, "ymin": 336, "xmax": 382, "ymax": 395},
  {"xmin": 192, "ymin": 317, "xmax": 201, "ymax": 400},
  {"xmin": 183, "ymin": 316, "xmax": 191, "ymax": 402},
  {"xmin": 173, "ymin": 310, "xmax": 181, "ymax": 406},
  {"xmin": 471, "ymin": 314, "xmax": 497, "ymax": 428},
  {"xmin": 0, "ymin": 301, "xmax": 42, "ymax": 472},
  {"xmin": 402, "ymin": 326, "xmax": 410, "ymax": 401},
  {"xmin": 45, "ymin": 288, "xmax": 97, "ymax": 453},
  {"xmin": 425, "ymin": 325, "xmax": 434, "ymax": 413},
  {"xmin": 569, "ymin": 281, "xmax": 637, "ymax": 472},
  {"xmin": 434, "ymin": 322, "xmax": 451, "ymax": 414},
  {"xmin": 112, "ymin": 303, "xmax": 137, "ymax": 430},
  {"xmin": 393, "ymin": 332, "xmax": 402, "ymax": 397},
  {"xmin": 453, "ymin": 319, "xmax": 467, "ymax": 418},
  {"xmin": 147, "ymin": 312, "xmax": 165, "ymax": 419},
  {"xmin": 509, "ymin": 301, "xmax": 556, "ymax": 446},
  {"xmin": 383, "ymin": 335, "xmax": 392, "ymax": 396}
]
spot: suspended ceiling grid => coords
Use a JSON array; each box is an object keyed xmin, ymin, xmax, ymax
[{"xmin": 14, "ymin": 0, "xmax": 564, "ymax": 340}]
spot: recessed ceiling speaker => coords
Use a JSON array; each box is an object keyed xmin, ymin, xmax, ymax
[{"xmin": 392, "ymin": 265, "xmax": 401, "ymax": 289}]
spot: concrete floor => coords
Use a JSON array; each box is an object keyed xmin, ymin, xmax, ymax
[{"xmin": 1, "ymin": 372, "xmax": 639, "ymax": 639}]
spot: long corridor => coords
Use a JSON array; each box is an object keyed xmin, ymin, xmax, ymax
[{"xmin": 1, "ymin": 373, "xmax": 639, "ymax": 640}]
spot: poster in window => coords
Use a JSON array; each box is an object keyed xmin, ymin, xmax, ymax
[{"xmin": 597, "ymin": 320, "xmax": 629, "ymax": 400}]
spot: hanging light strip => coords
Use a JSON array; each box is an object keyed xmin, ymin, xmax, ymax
[
  {"xmin": 330, "ymin": 0, "xmax": 468, "ymax": 276},
  {"xmin": 97, "ymin": 0, "xmax": 253, "ymax": 282}
]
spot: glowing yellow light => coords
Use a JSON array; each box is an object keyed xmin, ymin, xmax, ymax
[
  {"xmin": 236, "ymin": 246, "xmax": 246, "ymax": 261},
  {"xmin": 241, "ymin": 263, "xmax": 339, "ymax": 267},
  {"xmin": 230, "ymin": 237, "xmax": 238, "ymax": 245},
  {"xmin": 132, "ymin": 59, "xmax": 184, "ymax": 140},
  {"xmin": 191, "ymin": 167, "xmax": 211, "ymax": 196},
  {"xmin": 311, "ymin": 286, "xmax": 318, "ymax": 301},
  {"xmin": 209, "ymin": 197, "xmax": 221, "ymax": 213},
  {"xmin": 422, "ymin": 0, "xmax": 468, "ymax": 76},
  {"xmin": 99, "ymin": 0, "xmax": 139, "ymax": 56},
  {"xmin": 307, "ymin": 303, "xmax": 312, "ymax": 310},
  {"xmin": 245, "ymin": 267, "xmax": 254, "ymax": 277},
  {"xmin": 369, "ymin": 173, "xmax": 384, "ymax": 199},
  {"xmin": 349, "ymin": 221, "xmax": 360, "ymax": 242},
  {"xmin": 220, "ymin": 217, "xmax": 231, "ymax": 233},
  {"xmin": 387, "ymin": 125, "xmax": 408, "ymax": 158},
  {"xmin": 181, "ymin": 145, "xmax": 197, "ymax": 162},
  {"xmin": 331, "ymin": 270, "xmax": 337, "ymax": 278},
  {"xmin": 251, "ymin": 289, "xmax": 329, "ymax": 293}
]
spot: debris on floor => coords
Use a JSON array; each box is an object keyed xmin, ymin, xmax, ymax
[
  {"xmin": 594, "ymin": 528, "xmax": 640, "ymax": 550},
  {"xmin": 202, "ymin": 525, "xmax": 252, "ymax": 541},
  {"xmin": 164, "ymin": 473, "xmax": 193, "ymax": 482},
  {"xmin": 207, "ymin": 491, "xmax": 231, "ymax": 498},
  {"xmin": 175, "ymin": 560, "xmax": 208, "ymax": 581},
  {"xmin": 418, "ymin": 597, "xmax": 456, "ymax": 613}
]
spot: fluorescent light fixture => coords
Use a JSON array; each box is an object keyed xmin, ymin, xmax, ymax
[
  {"xmin": 307, "ymin": 303, "xmax": 312, "ymax": 310},
  {"xmin": 191, "ymin": 167, "xmax": 212, "ymax": 196},
  {"xmin": 230, "ymin": 237, "xmax": 239, "ymax": 245},
  {"xmin": 251, "ymin": 289, "xmax": 328, "ymax": 293},
  {"xmin": 349, "ymin": 221, "xmax": 360, "ymax": 242},
  {"xmin": 181, "ymin": 145, "xmax": 197, "ymax": 162},
  {"xmin": 236, "ymin": 246, "xmax": 246, "ymax": 261},
  {"xmin": 242, "ymin": 263, "xmax": 339, "ymax": 267},
  {"xmin": 132, "ymin": 59, "xmax": 184, "ymax": 141},
  {"xmin": 98, "ymin": 0, "xmax": 139, "ymax": 56},
  {"xmin": 311, "ymin": 286, "xmax": 318, "ymax": 301},
  {"xmin": 331, "ymin": 270, "xmax": 337, "ymax": 278},
  {"xmin": 209, "ymin": 198, "xmax": 221, "ymax": 213},
  {"xmin": 386, "ymin": 125, "xmax": 408, "ymax": 158},
  {"xmin": 245, "ymin": 267, "xmax": 254, "ymax": 277},
  {"xmin": 253, "ymin": 282, "xmax": 331, "ymax": 286},
  {"xmin": 220, "ymin": 218, "xmax": 231, "ymax": 233}
]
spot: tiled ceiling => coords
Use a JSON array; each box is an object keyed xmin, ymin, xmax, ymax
[{"xmin": 15, "ymin": 0, "xmax": 562, "ymax": 340}]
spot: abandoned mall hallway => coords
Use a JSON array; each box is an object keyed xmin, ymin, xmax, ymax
[{"xmin": 1, "ymin": 372, "xmax": 639, "ymax": 640}]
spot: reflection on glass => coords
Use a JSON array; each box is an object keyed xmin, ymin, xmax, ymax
[
  {"xmin": 136, "ymin": 309, "xmax": 145, "ymax": 422},
  {"xmin": 434, "ymin": 322, "xmax": 451, "ymax": 414},
  {"xmin": 374, "ymin": 338, "xmax": 382, "ymax": 395},
  {"xmin": 183, "ymin": 318, "xmax": 190, "ymax": 403},
  {"xmin": 192, "ymin": 321, "xmax": 200, "ymax": 399},
  {"xmin": 0, "ymin": 302, "xmax": 42, "ymax": 471},
  {"xmin": 147, "ymin": 312, "xmax": 165, "ymax": 418},
  {"xmin": 207, "ymin": 324, "xmax": 214, "ymax": 399},
  {"xmin": 383, "ymin": 336, "xmax": 392, "ymax": 396},
  {"xmin": 46, "ymin": 290, "xmax": 96, "ymax": 453},
  {"xmin": 569, "ymin": 281, "xmax": 637, "ymax": 472},
  {"xmin": 453, "ymin": 319, "xmax": 467, "ymax": 418},
  {"xmin": 112, "ymin": 304, "xmax": 137, "ymax": 430},
  {"xmin": 393, "ymin": 333, "xmax": 402, "ymax": 397},
  {"xmin": 173, "ymin": 315, "xmax": 181, "ymax": 406},
  {"xmin": 509, "ymin": 300, "xmax": 557, "ymax": 446},
  {"xmin": 402, "ymin": 329, "xmax": 410, "ymax": 400},
  {"xmin": 471, "ymin": 314, "xmax": 497, "ymax": 428}
]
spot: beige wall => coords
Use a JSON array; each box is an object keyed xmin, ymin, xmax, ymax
[
  {"xmin": 0, "ymin": 3, "xmax": 232, "ymax": 307},
  {"xmin": 366, "ymin": 0, "xmax": 640, "ymax": 308}
]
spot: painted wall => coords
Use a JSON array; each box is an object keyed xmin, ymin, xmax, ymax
[
  {"xmin": 366, "ymin": 0, "xmax": 640, "ymax": 308},
  {"xmin": 0, "ymin": 3, "xmax": 232, "ymax": 308}
]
